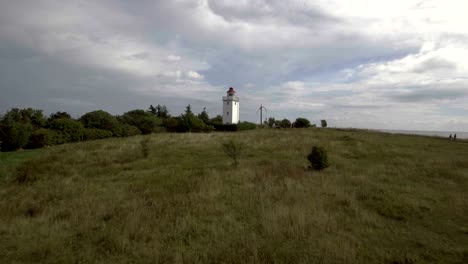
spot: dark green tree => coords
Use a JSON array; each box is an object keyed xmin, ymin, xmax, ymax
[
  {"xmin": 198, "ymin": 107, "xmax": 210, "ymax": 124},
  {"xmin": 266, "ymin": 117, "xmax": 276, "ymax": 128},
  {"xmin": 79, "ymin": 110, "xmax": 120, "ymax": 135},
  {"xmin": 307, "ymin": 146, "xmax": 329, "ymax": 171},
  {"xmin": 280, "ymin": 118, "xmax": 291, "ymax": 128},
  {"xmin": 293, "ymin": 117, "xmax": 311, "ymax": 128},
  {"xmin": 0, "ymin": 122, "xmax": 33, "ymax": 151},
  {"xmin": 148, "ymin": 104, "xmax": 169, "ymax": 118},
  {"xmin": 209, "ymin": 115, "xmax": 223, "ymax": 125},
  {"xmin": 49, "ymin": 111, "xmax": 72, "ymax": 120},
  {"xmin": 148, "ymin": 105, "xmax": 157, "ymax": 115},
  {"xmin": 178, "ymin": 104, "xmax": 207, "ymax": 132},
  {"xmin": 0, "ymin": 108, "xmax": 46, "ymax": 151},
  {"xmin": 47, "ymin": 118, "xmax": 84, "ymax": 143},
  {"xmin": 120, "ymin": 109, "xmax": 161, "ymax": 134},
  {"xmin": 321, "ymin": 119, "xmax": 328, "ymax": 128},
  {"xmin": 157, "ymin": 105, "xmax": 169, "ymax": 118}
]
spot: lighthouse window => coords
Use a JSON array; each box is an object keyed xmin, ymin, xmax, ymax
[
  {"xmin": 227, "ymin": 112, "xmax": 229, "ymax": 115},
  {"xmin": 227, "ymin": 102, "xmax": 229, "ymax": 105}
]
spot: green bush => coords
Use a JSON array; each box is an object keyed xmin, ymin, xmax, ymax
[
  {"xmin": 307, "ymin": 146, "xmax": 329, "ymax": 171},
  {"xmin": 119, "ymin": 109, "xmax": 161, "ymax": 134},
  {"xmin": 82, "ymin": 128, "xmax": 113, "ymax": 141},
  {"xmin": 214, "ymin": 124, "xmax": 238, "ymax": 132},
  {"xmin": 321, "ymin": 119, "xmax": 328, "ymax": 128},
  {"xmin": 47, "ymin": 118, "xmax": 84, "ymax": 142},
  {"xmin": 237, "ymin": 121, "xmax": 257, "ymax": 131},
  {"xmin": 280, "ymin": 119, "xmax": 291, "ymax": 128},
  {"xmin": 79, "ymin": 110, "xmax": 120, "ymax": 135},
  {"xmin": 162, "ymin": 117, "xmax": 179, "ymax": 132},
  {"xmin": 27, "ymin": 128, "xmax": 58, "ymax": 148},
  {"xmin": 0, "ymin": 123, "xmax": 33, "ymax": 151},
  {"xmin": 178, "ymin": 112, "xmax": 206, "ymax": 132},
  {"xmin": 293, "ymin": 118, "xmax": 311, "ymax": 128},
  {"xmin": 115, "ymin": 124, "xmax": 141, "ymax": 137},
  {"xmin": 221, "ymin": 140, "xmax": 244, "ymax": 167}
]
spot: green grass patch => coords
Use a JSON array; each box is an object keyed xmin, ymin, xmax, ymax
[{"xmin": 0, "ymin": 129, "xmax": 467, "ymax": 263}]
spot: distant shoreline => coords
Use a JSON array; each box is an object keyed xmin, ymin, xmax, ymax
[{"xmin": 377, "ymin": 129, "xmax": 468, "ymax": 139}]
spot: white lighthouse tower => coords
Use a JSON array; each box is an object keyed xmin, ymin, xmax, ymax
[{"xmin": 222, "ymin": 87, "xmax": 240, "ymax": 124}]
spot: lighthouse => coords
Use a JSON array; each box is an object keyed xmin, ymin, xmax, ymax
[{"xmin": 222, "ymin": 87, "xmax": 240, "ymax": 124}]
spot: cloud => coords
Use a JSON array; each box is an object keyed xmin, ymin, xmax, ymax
[
  {"xmin": 166, "ymin": 55, "xmax": 181, "ymax": 62},
  {"xmin": 0, "ymin": 0, "xmax": 468, "ymax": 131},
  {"xmin": 186, "ymin": 70, "xmax": 204, "ymax": 80}
]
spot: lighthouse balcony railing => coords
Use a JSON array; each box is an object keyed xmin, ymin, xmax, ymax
[{"xmin": 223, "ymin": 96, "xmax": 239, "ymax": 101}]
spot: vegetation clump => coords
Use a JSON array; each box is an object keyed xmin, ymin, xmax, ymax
[
  {"xmin": 293, "ymin": 117, "xmax": 312, "ymax": 128},
  {"xmin": 140, "ymin": 137, "xmax": 151, "ymax": 158},
  {"xmin": 307, "ymin": 146, "xmax": 329, "ymax": 170},
  {"xmin": 221, "ymin": 139, "xmax": 243, "ymax": 167}
]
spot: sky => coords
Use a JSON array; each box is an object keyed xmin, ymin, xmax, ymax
[{"xmin": 1, "ymin": 0, "xmax": 468, "ymax": 131}]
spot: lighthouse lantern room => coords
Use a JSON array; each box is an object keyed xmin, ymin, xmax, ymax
[{"xmin": 222, "ymin": 87, "xmax": 240, "ymax": 124}]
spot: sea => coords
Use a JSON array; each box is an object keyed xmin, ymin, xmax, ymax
[{"xmin": 378, "ymin": 129, "xmax": 468, "ymax": 139}]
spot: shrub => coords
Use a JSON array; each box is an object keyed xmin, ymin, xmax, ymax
[
  {"xmin": 0, "ymin": 123, "xmax": 33, "ymax": 151},
  {"xmin": 79, "ymin": 110, "xmax": 120, "ymax": 135},
  {"xmin": 27, "ymin": 128, "xmax": 58, "ymax": 148},
  {"xmin": 321, "ymin": 119, "xmax": 328, "ymax": 128},
  {"xmin": 82, "ymin": 128, "xmax": 113, "ymax": 141},
  {"xmin": 307, "ymin": 146, "xmax": 329, "ymax": 171},
  {"xmin": 208, "ymin": 115, "xmax": 223, "ymax": 125},
  {"xmin": 280, "ymin": 119, "xmax": 292, "ymax": 128},
  {"xmin": 49, "ymin": 111, "xmax": 71, "ymax": 120},
  {"xmin": 140, "ymin": 137, "xmax": 150, "ymax": 158},
  {"xmin": 162, "ymin": 117, "xmax": 179, "ymax": 132},
  {"xmin": 47, "ymin": 118, "xmax": 84, "ymax": 142},
  {"xmin": 214, "ymin": 124, "xmax": 238, "ymax": 132},
  {"xmin": 221, "ymin": 140, "xmax": 243, "ymax": 167},
  {"xmin": 115, "ymin": 124, "xmax": 141, "ymax": 137},
  {"xmin": 237, "ymin": 121, "xmax": 256, "ymax": 131},
  {"xmin": 119, "ymin": 109, "xmax": 161, "ymax": 134},
  {"xmin": 293, "ymin": 118, "xmax": 311, "ymax": 128},
  {"xmin": 178, "ymin": 105, "xmax": 208, "ymax": 132}
]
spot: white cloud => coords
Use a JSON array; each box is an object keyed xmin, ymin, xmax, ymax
[
  {"xmin": 166, "ymin": 55, "xmax": 181, "ymax": 62},
  {"xmin": 186, "ymin": 70, "xmax": 204, "ymax": 80}
]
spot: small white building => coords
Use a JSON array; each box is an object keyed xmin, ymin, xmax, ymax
[{"xmin": 222, "ymin": 87, "xmax": 240, "ymax": 124}]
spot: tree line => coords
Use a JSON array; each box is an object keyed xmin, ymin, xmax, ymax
[
  {"xmin": 0, "ymin": 105, "xmax": 325, "ymax": 152},
  {"xmin": 263, "ymin": 117, "xmax": 327, "ymax": 129}
]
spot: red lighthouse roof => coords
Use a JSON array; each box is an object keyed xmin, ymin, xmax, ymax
[{"xmin": 227, "ymin": 87, "xmax": 236, "ymax": 94}]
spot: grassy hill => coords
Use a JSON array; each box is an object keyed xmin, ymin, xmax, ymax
[{"xmin": 0, "ymin": 128, "xmax": 467, "ymax": 263}]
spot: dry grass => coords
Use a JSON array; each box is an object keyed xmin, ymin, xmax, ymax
[{"xmin": 0, "ymin": 128, "xmax": 467, "ymax": 263}]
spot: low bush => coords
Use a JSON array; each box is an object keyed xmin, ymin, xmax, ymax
[
  {"xmin": 307, "ymin": 146, "xmax": 329, "ymax": 171},
  {"xmin": 214, "ymin": 124, "xmax": 238, "ymax": 132},
  {"xmin": 237, "ymin": 121, "xmax": 257, "ymax": 131},
  {"xmin": 27, "ymin": 128, "xmax": 58, "ymax": 148},
  {"xmin": 0, "ymin": 123, "xmax": 33, "ymax": 151},
  {"xmin": 47, "ymin": 118, "xmax": 84, "ymax": 142},
  {"xmin": 221, "ymin": 140, "xmax": 244, "ymax": 167},
  {"xmin": 114, "ymin": 124, "xmax": 141, "ymax": 137},
  {"xmin": 83, "ymin": 128, "xmax": 113, "ymax": 141},
  {"xmin": 119, "ymin": 110, "xmax": 161, "ymax": 134}
]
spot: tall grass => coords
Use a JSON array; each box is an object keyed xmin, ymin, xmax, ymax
[{"xmin": 0, "ymin": 129, "xmax": 467, "ymax": 263}]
